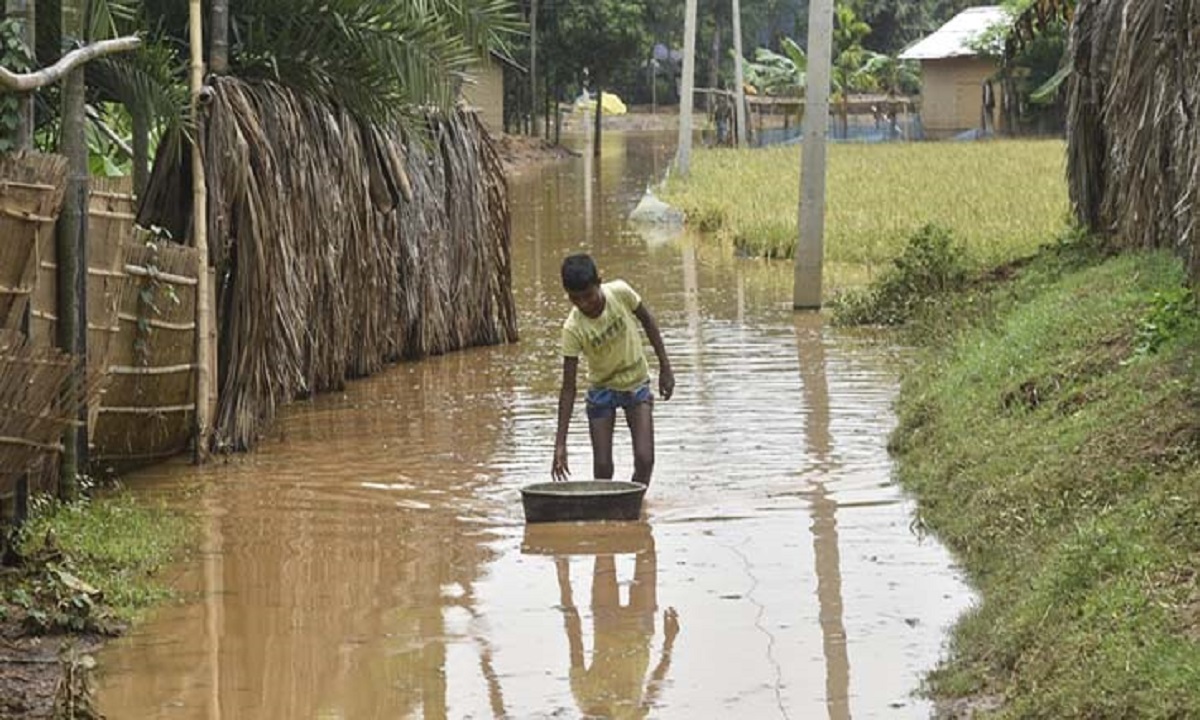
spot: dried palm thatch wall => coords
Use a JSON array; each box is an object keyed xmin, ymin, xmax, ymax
[
  {"xmin": 1067, "ymin": 0, "xmax": 1200, "ymax": 281},
  {"xmin": 141, "ymin": 77, "xmax": 517, "ymax": 450}
]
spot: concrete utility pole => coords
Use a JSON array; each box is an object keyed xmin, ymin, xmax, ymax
[
  {"xmin": 732, "ymin": 0, "xmax": 748, "ymax": 147},
  {"xmin": 676, "ymin": 0, "xmax": 698, "ymax": 175},
  {"xmin": 794, "ymin": 0, "xmax": 835, "ymax": 309},
  {"xmin": 529, "ymin": 0, "xmax": 539, "ymax": 137}
]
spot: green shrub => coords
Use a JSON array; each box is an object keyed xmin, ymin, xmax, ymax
[{"xmin": 830, "ymin": 224, "xmax": 971, "ymax": 326}]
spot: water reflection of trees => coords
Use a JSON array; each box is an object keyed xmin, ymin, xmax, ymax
[{"xmin": 523, "ymin": 522, "xmax": 679, "ymax": 719}]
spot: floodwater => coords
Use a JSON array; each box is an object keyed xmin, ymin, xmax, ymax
[{"xmin": 96, "ymin": 132, "xmax": 972, "ymax": 719}]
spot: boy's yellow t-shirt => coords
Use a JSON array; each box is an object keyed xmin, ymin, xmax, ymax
[{"xmin": 561, "ymin": 280, "xmax": 650, "ymax": 391}]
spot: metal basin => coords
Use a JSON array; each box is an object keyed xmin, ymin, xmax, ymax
[{"xmin": 520, "ymin": 481, "xmax": 646, "ymax": 524}]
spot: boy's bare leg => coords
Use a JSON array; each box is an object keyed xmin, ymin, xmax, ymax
[
  {"xmin": 589, "ymin": 413, "xmax": 616, "ymax": 479},
  {"xmin": 626, "ymin": 402, "xmax": 655, "ymax": 486}
]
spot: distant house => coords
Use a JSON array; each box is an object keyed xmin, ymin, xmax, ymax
[
  {"xmin": 900, "ymin": 6, "xmax": 1009, "ymax": 139},
  {"xmin": 461, "ymin": 51, "xmax": 525, "ymax": 135}
]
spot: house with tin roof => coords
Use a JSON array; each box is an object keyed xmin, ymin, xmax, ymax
[{"xmin": 901, "ymin": 6, "xmax": 1009, "ymax": 139}]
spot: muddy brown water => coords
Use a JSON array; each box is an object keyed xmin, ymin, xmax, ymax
[{"xmin": 96, "ymin": 132, "xmax": 972, "ymax": 719}]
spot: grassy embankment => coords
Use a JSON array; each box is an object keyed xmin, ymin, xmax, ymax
[
  {"xmin": 897, "ymin": 242, "xmax": 1200, "ymax": 717},
  {"xmin": 665, "ymin": 142, "xmax": 1200, "ymax": 716},
  {"xmin": 660, "ymin": 140, "xmax": 1069, "ymax": 286},
  {"xmin": 2, "ymin": 493, "xmax": 192, "ymax": 632}
]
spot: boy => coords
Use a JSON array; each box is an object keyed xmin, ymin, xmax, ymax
[{"xmin": 552, "ymin": 254, "xmax": 674, "ymax": 486}]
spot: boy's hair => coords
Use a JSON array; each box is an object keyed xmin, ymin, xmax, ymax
[{"xmin": 561, "ymin": 254, "xmax": 600, "ymax": 292}]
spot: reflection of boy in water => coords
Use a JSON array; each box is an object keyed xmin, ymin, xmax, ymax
[{"xmin": 555, "ymin": 536, "xmax": 679, "ymax": 718}]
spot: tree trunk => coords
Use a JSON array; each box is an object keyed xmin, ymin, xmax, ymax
[
  {"xmin": 528, "ymin": 0, "xmax": 539, "ymax": 137},
  {"xmin": 6, "ymin": 0, "xmax": 34, "ymax": 149},
  {"xmin": 707, "ymin": 25, "xmax": 721, "ymax": 115},
  {"xmin": 732, "ymin": 0, "xmax": 748, "ymax": 147},
  {"xmin": 131, "ymin": 101, "xmax": 150, "ymax": 197},
  {"xmin": 543, "ymin": 73, "xmax": 551, "ymax": 140},
  {"xmin": 554, "ymin": 84, "xmax": 562, "ymax": 145},
  {"xmin": 593, "ymin": 84, "xmax": 602, "ymax": 158},
  {"xmin": 211, "ymin": 0, "xmax": 229, "ymax": 74},
  {"xmin": 56, "ymin": 59, "xmax": 88, "ymax": 500}
]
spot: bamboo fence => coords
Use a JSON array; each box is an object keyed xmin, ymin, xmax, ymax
[
  {"xmin": 140, "ymin": 77, "xmax": 518, "ymax": 450},
  {"xmin": 0, "ymin": 334, "xmax": 106, "ymax": 498},
  {"xmin": 0, "ymin": 153, "xmax": 67, "ymax": 333},
  {"xmin": 1067, "ymin": 0, "xmax": 1200, "ymax": 282},
  {"xmin": 90, "ymin": 239, "xmax": 202, "ymax": 466}
]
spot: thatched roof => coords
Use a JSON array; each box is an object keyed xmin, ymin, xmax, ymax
[
  {"xmin": 139, "ymin": 78, "xmax": 518, "ymax": 450},
  {"xmin": 1066, "ymin": 0, "xmax": 1200, "ymax": 281}
]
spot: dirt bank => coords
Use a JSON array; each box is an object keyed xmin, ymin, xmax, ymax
[{"xmin": 492, "ymin": 133, "xmax": 578, "ymax": 174}]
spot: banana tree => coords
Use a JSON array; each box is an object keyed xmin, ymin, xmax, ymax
[{"xmin": 742, "ymin": 36, "xmax": 807, "ymax": 96}]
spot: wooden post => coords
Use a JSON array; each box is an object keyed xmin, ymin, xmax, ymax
[
  {"xmin": 14, "ymin": 474, "xmax": 29, "ymax": 528},
  {"xmin": 676, "ymin": 0, "xmax": 698, "ymax": 175},
  {"xmin": 5, "ymin": 0, "xmax": 34, "ymax": 149},
  {"xmin": 57, "ymin": 0, "xmax": 88, "ymax": 499},
  {"xmin": 554, "ymin": 85, "xmax": 562, "ymax": 145},
  {"xmin": 593, "ymin": 84, "xmax": 602, "ymax": 159},
  {"xmin": 529, "ymin": 0, "xmax": 539, "ymax": 137},
  {"xmin": 210, "ymin": 0, "xmax": 229, "ymax": 74},
  {"xmin": 732, "ymin": 0, "xmax": 748, "ymax": 147},
  {"xmin": 189, "ymin": 0, "xmax": 213, "ymax": 462},
  {"xmin": 794, "ymin": 0, "xmax": 835, "ymax": 310}
]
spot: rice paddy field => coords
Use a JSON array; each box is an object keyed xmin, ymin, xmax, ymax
[{"xmin": 662, "ymin": 140, "xmax": 1070, "ymax": 282}]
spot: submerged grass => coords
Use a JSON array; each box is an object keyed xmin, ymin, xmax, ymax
[
  {"xmin": 892, "ymin": 242, "xmax": 1200, "ymax": 717},
  {"xmin": 661, "ymin": 140, "xmax": 1069, "ymax": 275}
]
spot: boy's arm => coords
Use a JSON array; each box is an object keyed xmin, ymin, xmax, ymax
[
  {"xmin": 552, "ymin": 356, "xmax": 579, "ymax": 481},
  {"xmin": 634, "ymin": 304, "xmax": 674, "ymax": 400}
]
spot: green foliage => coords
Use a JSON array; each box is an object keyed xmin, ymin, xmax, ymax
[
  {"xmin": 893, "ymin": 247, "xmax": 1200, "ymax": 716},
  {"xmin": 546, "ymin": 0, "xmax": 649, "ymax": 88},
  {"xmin": 831, "ymin": 224, "xmax": 971, "ymax": 326},
  {"xmin": 225, "ymin": 0, "xmax": 521, "ymax": 123},
  {"xmin": 2, "ymin": 493, "xmax": 193, "ymax": 626},
  {"xmin": 9, "ymin": 562, "xmax": 114, "ymax": 634},
  {"xmin": 1133, "ymin": 286, "xmax": 1198, "ymax": 357},
  {"xmin": 742, "ymin": 37, "xmax": 807, "ymax": 96},
  {"xmin": 0, "ymin": 18, "xmax": 33, "ymax": 152}
]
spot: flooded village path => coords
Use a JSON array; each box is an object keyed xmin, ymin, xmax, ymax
[{"xmin": 96, "ymin": 133, "xmax": 972, "ymax": 719}]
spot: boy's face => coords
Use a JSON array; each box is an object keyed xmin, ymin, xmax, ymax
[{"xmin": 567, "ymin": 284, "xmax": 605, "ymax": 319}]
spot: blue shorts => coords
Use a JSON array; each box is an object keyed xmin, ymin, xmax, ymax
[{"xmin": 586, "ymin": 383, "xmax": 654, "ymax": 421}]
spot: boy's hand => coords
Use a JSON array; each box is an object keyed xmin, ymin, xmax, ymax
[
  {"xmin": 552, "ymin": 444, "xmax": 571, "ymax": 481},
  {"xmin": 659, "ymin": 367, "xmax": 675, "ymax": 401}
]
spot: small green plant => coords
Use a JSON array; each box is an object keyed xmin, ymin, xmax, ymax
[
  {"xmin": 831, "ymin": 224, "xmax": 972, "ymax": 326},
  {"xmin": 1133, "ymin": 286, "xmax": 1197, "ymax": 357},
  {"xmin": 21, "ymin": 563, "xmax": 114, "ymax": 634}
]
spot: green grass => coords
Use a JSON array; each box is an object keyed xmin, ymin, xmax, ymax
[
  {"xmin": 892, "ymin": 244, "xmax": 1200, "ymax": 717},
  {"xmin": 3, "ymin": 493, "xmax": 193, "ymax": 628},
  {"xmin": 661, "ymin": 140, "xmax": 1069, "ymax": 277}
]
